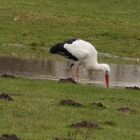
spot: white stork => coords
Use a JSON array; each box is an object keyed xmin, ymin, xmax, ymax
[{"xmin": 50, "ymin": 39, "xmax": 110, "ymax": 88}]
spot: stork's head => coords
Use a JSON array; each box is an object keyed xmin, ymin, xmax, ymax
[
  {"xmin": 88, "ymin": 63, "xmax": 111, "ymax": 88},
  {"xmin": 101, "ymin": 64, "xmax": 110, "ymax": 72}
]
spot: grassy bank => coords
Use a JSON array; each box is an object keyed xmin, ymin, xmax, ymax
[
  {"xmin": 0, "ymin": 0, "xmax": 140, "ymax": 59},
  {"xmin": 0, "ymin": 78, "xmax": 139, "ymax": 140}
]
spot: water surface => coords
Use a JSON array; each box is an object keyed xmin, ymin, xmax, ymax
[{"xmin": 0, "ymin": 57, "xmax": 139, "ymax": 88}]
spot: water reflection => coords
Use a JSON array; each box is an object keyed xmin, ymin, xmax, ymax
[{"xmin": 0, "ymin": 57, "xmax": 139, "ymax": 88}]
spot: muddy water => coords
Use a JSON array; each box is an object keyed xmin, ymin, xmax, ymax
[{"xmin": 0, "ymin": 57, "xmax": 139, "ymax": 88}]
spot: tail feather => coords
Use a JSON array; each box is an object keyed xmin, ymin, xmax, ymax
[
  {"xmin": 50, "ymin": 43, "xmax": 64, "ymax": 54},
  {"xmin": 50, "ymin": 41, "xmax": 78, "ymax": 61}
]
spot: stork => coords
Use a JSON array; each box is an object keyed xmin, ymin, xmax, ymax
[{"xmin": 50, "ymin": 39, "xmax": 110, "ymax": 88}]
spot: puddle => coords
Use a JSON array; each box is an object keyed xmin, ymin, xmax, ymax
[{"xmin": 0, "ymin": 57, "xmax": 139, "ymax": 88}]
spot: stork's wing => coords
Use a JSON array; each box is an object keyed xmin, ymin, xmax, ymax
[{"xmin": 64, "ymin": 44, "xmax": 89, "ymax": 60}]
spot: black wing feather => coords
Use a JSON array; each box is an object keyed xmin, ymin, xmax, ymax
[{"xmin": 50, "ymin": 41, "xmax": 78, "ymax": 61}]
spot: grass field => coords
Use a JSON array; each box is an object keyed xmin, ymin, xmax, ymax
[
  {"xmin": 0, "ymin": 1, "xmax": 140, "ymax": 140},
  {"xmin": 0, "ymin": 0, "xmax": 140, "ymax": 59},
  {"xmin": 0, "ymin": 78, "xmax": 139, "ymax": 140}
]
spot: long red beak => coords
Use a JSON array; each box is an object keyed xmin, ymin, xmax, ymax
[{"xmin": 105, "ymin": 71, "xmax": 109, "ymax": 88}]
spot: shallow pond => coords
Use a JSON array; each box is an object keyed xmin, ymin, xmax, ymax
[{"xmin": 0, "ymin": 57, "xmax": 139, "ymax": 88}]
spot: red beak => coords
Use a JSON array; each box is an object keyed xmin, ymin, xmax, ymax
[{"xmin": 105, "ymin": 71, "xmax": 109, "ymax": 88}]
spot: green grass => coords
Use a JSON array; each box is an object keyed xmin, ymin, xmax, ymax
[
  {"xmin": 0, "ymin": 78, "xmax": 139, "ymax": 140},
  {"xmin": 0, "ymin": 0, "xmax": 140, "ymax": 59},
  {"xmin": 0, "ymin": 1, "xmax": 139, "ymax": 139}
]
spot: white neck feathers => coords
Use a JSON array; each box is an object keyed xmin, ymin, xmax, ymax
[{"xmin": 88, "ymin": 63, "xmax": 110, "ymax": 72}]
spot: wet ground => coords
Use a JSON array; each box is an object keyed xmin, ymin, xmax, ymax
[{"xmin": 0, "ymin": 57, "xmax": 139, "ymax": 88}]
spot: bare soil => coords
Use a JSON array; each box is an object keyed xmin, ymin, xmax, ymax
[
  {"xmin": 70, "ymin": 121, "xmax": 100, "ymax": 129},
  {"xmin": 0, "ymin": 134, "xmax": 20, "ymax": 140},
  {"xmin": 59, "ymin": 99, "xmax": 82, "ymax": 107},
  {"xmin": 118, "ymin": 107, "xmax": 131, "ymax": 113},
  {"xmin": 0, "ymin": 93, "xmax": 13, "ymax": 101}
]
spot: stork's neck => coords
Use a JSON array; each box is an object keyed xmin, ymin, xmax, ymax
[
  {"xmin": 96, "ymin": 63, "xmax": 106, "ymax": 71},
  {"xmin": 88, "ymin": 63, "xmax": 109, "ymax": 72}
]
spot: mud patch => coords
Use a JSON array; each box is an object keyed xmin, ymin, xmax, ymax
[
  {"xmin": 59, "ymin": 99, "xmax": 82, "ymax": 107},
  {"xmin": 118, "ymin": 107, "xmax": 131, "ymax": 113},
  {"xmin": 59, "ymin": 78, "xmax": 77, "ymax": 84},
  {"xmin": 70, "ymin": 121, "xmax": 100, "ymax": 129},
  {"xmin": 91, "ymin": 102, "xmax": 106, "ymax": 109},
  {"xmin": 125, "ymin": 86, "xmax": 140, "ymax": 90},
  {"xmin": 0, "ymin": 134, "xmax": 20, "ymax": 140},
  {"xmin": 0, "ymin": 73, "xmax": 16, "ymax": 79},
  {"xmin": 0, "ymin": 93, "xmax": 13, "ymax": 101}
]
